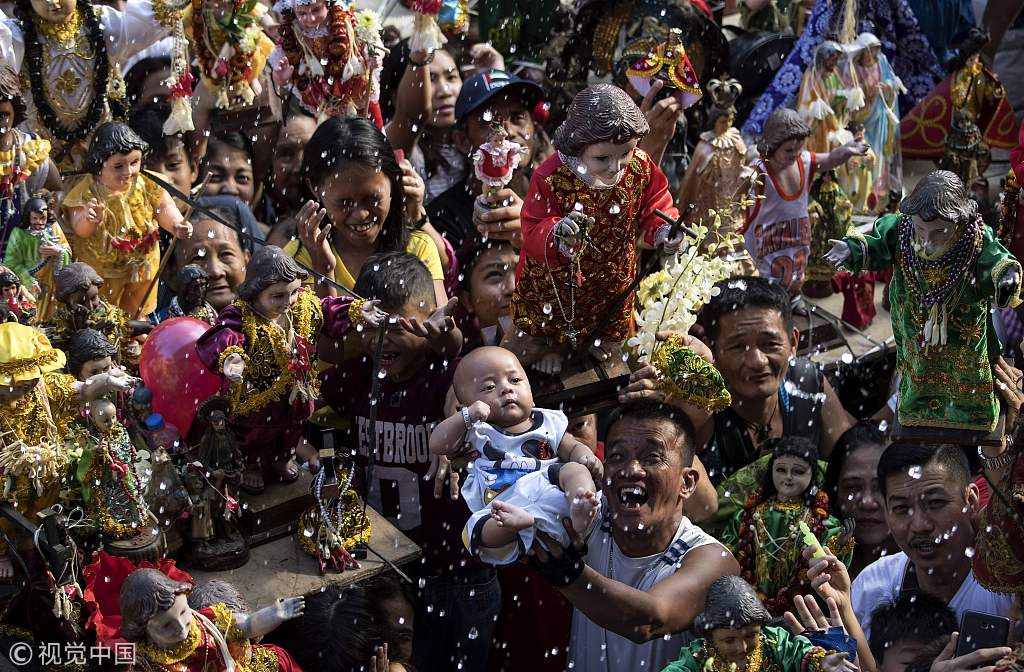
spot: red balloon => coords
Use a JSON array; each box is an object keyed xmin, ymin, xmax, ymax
[{"xmin": 139, "ymin": 317, "xmax": 222, "ymax": 437}]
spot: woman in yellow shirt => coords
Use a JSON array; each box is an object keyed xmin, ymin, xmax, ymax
[{"xmin": 284, "ymin": 116, "xmax": 447, "ymax": 307}]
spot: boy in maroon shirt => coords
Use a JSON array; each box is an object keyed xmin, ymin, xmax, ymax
[{"xmin": 320, "ymin": 251, "xmax": 499, "ymax": 672}]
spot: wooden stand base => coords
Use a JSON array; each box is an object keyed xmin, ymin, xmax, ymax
[
  {"xmin": 891, "ymin": 415, "xmax": 1005, "ymax": 449},
  {"xmin": 534, "ymin": 344, "xmax": 632, "ymax": 418},
  {"xmin": 239, "ymin": 473, "xmax": 315, "ymax": 547}
]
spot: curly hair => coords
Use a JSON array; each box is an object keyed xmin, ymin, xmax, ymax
[
  {"xmin": 553, "ymin": 84, "xmax": 649, "ymax": 157},
  {"xmin": 900, "ymin": 170, "xmax": 978, "ymax": 227},
  {"xmin": 55, "ymin": 262, "xmax": 104, "ymax": 303},
  {"xmin": 758, "ymin": 108, "xmax": 811, "ymax": 158},
  {"xmin": 236, "ymin": 245, "xmax": 308, "ymax": 302},
  {"xmin": 119, "ymin": 569, "xmax": 193, "ymax": 643},
  {"xmin": 0, "ymin": 62, "xmax": 27, "ymax": 127}
]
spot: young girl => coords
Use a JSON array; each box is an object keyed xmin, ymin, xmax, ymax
[
  {"xmin": 196, "ymin": 244, "xmax": 385, "ymax": 494},
  {"xmin": 720, "ymin": 436, "xmax": 853, "ymax": 616},
  {"xmin": 743, "ymin": 108, "xmax": 867, "ymax": 296},
  {"xmin": 62, "ymin": 123, "xmax": 192, "ymax": 317}
]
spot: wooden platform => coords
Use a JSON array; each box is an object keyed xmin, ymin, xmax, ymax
[{"xmin": 190, "ymin": 503, "xmax": 421, "ymax": 608}]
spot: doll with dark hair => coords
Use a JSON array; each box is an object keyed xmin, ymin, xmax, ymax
[
  {"xmin": 661, "ymin": 576, "xmax": 858, "ymax": 672},
  {"xmin": 196, "ymin": 245, "xmax": 386, "ymax": 494},
  {"xmin": 61, "ymin": 122, "xmax": 192, "ymax": 318},
  {"xmin": 720, "ymin": 437, "xmax": 853, "ymax": 615},
  {"xmin": 83, "ymin": 553, "xmax": 304, "ymax": 671},
  {"xmin": 827, "ymin": 170, "xmax": 1021, "ymax": 433},
  {"xmin": 67, "ymin": 328, "xmax": 118, "ymax": 381},
  {"xmin": 508, "ymin": 83, "xmax": 683, "ymax": 373},
  {"xmin": 46, "ymin": 262, "xmax": 152, "ymax": 367},
  {"xmin": 0, "ymin": 266, "xmax": 35, "ymax": 324},
  {"xmin": 4, "ymin": 195, "xmax": 70, "ymax": 320},
  {"xmin": 0, "ymin": 63, "xmax": 58, "ymax": 248},
  {"xmin": 163, "ymin": 264, "xmax": 217, "ymax": 325}
]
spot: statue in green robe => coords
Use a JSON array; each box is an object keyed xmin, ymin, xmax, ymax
[
  {"xmin": 661, "ymin": 575, "xmax": 856, "ymax": 672},
  {"xmin": 718, "ymin": 437, "xmax": 853, "ymax": 616},
  {"xmin": 825, "ymin": 170, "xmax": 1021, "ymax": 432}
]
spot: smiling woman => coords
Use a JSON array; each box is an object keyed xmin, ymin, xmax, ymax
[{"xmin": 284, "ymin": 116, "xmax": 446, "ymax": 305}]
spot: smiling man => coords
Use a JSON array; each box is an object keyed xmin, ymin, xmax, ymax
[
  {"xmin": 527, "ymin": 400, "xmax": 738, "ymax": 671},
  {"xmin": 850, "ymin": 442, "xmax": 1013, "ymax": 639}
]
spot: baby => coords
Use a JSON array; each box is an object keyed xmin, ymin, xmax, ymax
[{"xmin": 430, "ymin": 346, "xmax": 603, "ymax": 565}]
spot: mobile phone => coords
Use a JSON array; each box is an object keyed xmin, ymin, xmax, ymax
[
  {"xmin": 394, "ymin": 149, "xmax": 405, "ymax": 163},
  {"xmin": 955, "ymin": 610, "xmax": 1010, "ymax": 657}
]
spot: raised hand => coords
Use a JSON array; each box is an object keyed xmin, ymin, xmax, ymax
[
  {"xmin": 552, "ymin": 211, "xmax": 592, "ymax": 258},
  {"xmin": 930, "ymin": 633, "xmax": 1011, "ymax": 672},
  {"xmin": 398, "ymin": 158, "xmax": 426, "ymax": 224},
  {"xmin": 274, "ymin": 596, "xmax": 305, "ymax": 620},
  {"xmin": 399, "ymin": 296, "xmax": 458, "ymax": 341},
  {"xmin": 295, "ymin": 200, "xmax": 335, "ymax": 275},
  {"xmin": 824, "ymin": 239, "xmax": 850, "ymax": 267},
  {"xmin": 174, "ymin": 220, "xmax": 193, "ymax": 240},
  {"xmin": 85, "ymin": 198, "xmax": 105, "ymax": 225},
  {"xmin": 273, "ymin": 57, "xmax": 294, "ymax": 89},
  {"xmin": 359, "ymin": 299, "xmax": 388, "ymax": 330}
]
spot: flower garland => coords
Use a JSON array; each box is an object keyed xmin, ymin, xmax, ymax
[
  {"xmin": 699, "ymin": 633, "xmax": 768, "ymax": 672},
  {"xmin": 627, "ymin": 217, "xmax": 738, "ymax": 411},
  {"xmin": 192, "ymin": 0, "xmax": 265, "ymax": 109},
  {"xmin": 734, "ymin": 488, "xmax": 831, "ymax": 615},
  {"xmin": 17, "ymin": 0, "xmax": 113, "ymax": 143}
]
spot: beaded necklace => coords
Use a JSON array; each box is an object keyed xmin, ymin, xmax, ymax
[
  {"xmin": 898, "ymin": 213, "xmax": 982, "ymax": 346},
  {"xmin": 16, "ymin": 0, "xmax": 114, "ymax": 143}
]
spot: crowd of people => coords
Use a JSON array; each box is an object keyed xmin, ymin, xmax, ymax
[{"xmin": 0, "ymin": 0, "xmax": 1022, "ymax": 670}]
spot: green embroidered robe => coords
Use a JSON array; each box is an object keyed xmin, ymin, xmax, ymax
[
  {"xmin": 661, "ymin": 627, "xmax": 822, "ymax": 672},
  {"xmin": 843, "ymin": 213, "xmax": 1021, "ymax": 431}
]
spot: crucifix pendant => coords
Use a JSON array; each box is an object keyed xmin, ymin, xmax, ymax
[{"xmin": 566, "ymin": 328, "xmax": 579, "ymax": 349}]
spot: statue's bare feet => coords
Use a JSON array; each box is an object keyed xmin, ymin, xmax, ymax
[
  {"xmin": 533, "ymin": 352, "xmax": 564, "ymax": 375},
  {"xmin": 0, "ymin": 555, "xmax": 13, "ymax": 581},
  {"xmin": 240, "ymin": 466, "xmax": 265, "ymax": 495},
  {"xmin": 491, "ymin": 500, "xmax": 535, "ymax": 532},
  {"xmin": 569, "ymin": 487, "xmax": 599, "ymax": 534}
]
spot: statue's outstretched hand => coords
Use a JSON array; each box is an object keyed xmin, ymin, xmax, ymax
[
  {"xmin": 824, "ymin": 239, "xmax": 850, "ymax": 267},
  {"xmin": 996, "ymin": 267, "xmax": 1020, "ymax": 308}
]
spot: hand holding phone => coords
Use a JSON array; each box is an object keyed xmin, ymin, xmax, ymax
[{"xmin": 954, "ymin": 611, "xmax": 1009, "ymax": 658}]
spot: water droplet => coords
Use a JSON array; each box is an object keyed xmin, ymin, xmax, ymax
[
  {"xmin": 467, "ymin": 627, "xmax": 479, "ymax": 640},
  {"xmin": 542, "ymin": 303, "xmax": 553, "ymax": 315},
  {"xmin": 609, "ymin": 204, "xmax": 621, "ymax": 215},
  {"xmin": 841, "ymin": 352, "xmax": 854, "ymax": 364},
  {"xmin": 965, "ymin": 546, "xmax": 975, "ymax": 558},
  {"xmin": 908, "ymin": 465, "xmax": 923, "ymax": 479}
]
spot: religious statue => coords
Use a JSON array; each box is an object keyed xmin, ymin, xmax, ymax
[
  {"xmin": 473, "ymin": 123, "xmax": 527, "ymax": 201},
  {"xmin": 661, "ymin": 575, "xmax": 857, "ymax": 672},
  {"xmin": 797, "ymin": 41, "xmax": 859, "ymax": 154},
  {"xmin": 3, "ymin": 195, "xmax": 70, "ymax": 321},
  {"xmin": 720, "ymin": 437, "xmax": 852, "ymax": 615},
  {"xmin": 744, "ymin": 108, "xmax": 867, "ymax": 296},
  {"xmin": 269, "ymin": 0, "xmax": 386, "ymax": 122},
  {"xmin": 83, "ymin": 551, "xmax": 305, "ymax": 671},
  {"xmin": 0, "ymin": 267, "xmax": 35, "ymax": 324},
  {"xmin": 68, "ymin": 397, "xmax": 153, "ymax": 543},
  {"xmin": 507, "ymin": 84, "xmax": 682, "ymax": 373},
  {"xmin": 0, "ymin": 323, "xmax": 131, "ymax": 579},
  {"xmin": 826, "ymin": 170, "xmax": 1021, "ymax": 433},
  {"xmin": 0, "ymin": 0, "xmax": 184, "ymax": 170},
  {"xmin": 190, "ymin": 0, "xmax": 274, "ymax": 110},
  {"xmin": 804, "ymin": 170, "xmax": 854, "ymax": 298},
  {"xmin": 164, "ymin": 264, "xmax": 218, "ymax": 325},
  {"xmin": 61, "ymin": 123, "xmax": 191, "ymax": 318},
  {"xmin": 47, "ymin": 262, "xmax": 151, "ymax": 368},
  {"xmin": 66, "ymin": 328, "xmax": 117, "ymax": 383},
  {"xmin": 676, "ymin": 77, "xmax": 755, "ymax": 275},
  {"xmin": 181, "ymin": 396, "xmax": 248, "ymax": 570},
  {"xmin": 901, "ymin": 28, "xmax": 1017, "ymax": 162},
  {"xmin": 196, "ymin": 245, "xmax": 385, "ymax": 495},
  {"xmin": 846, "ymin": 33, "xmax": 904, "ymax": 213},
  {"xmin": 0, "ymin": 65, "xmax": 58, "ymax": 248},
  {"xmin": 939, "ymin": 110, "xmax": 989, "ymax": 190}
]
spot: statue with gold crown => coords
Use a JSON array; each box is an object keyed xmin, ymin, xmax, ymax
[
  {"xmin": 826, "ymin": 170, "xmax": 1021, "ymax": 435},
  {"xmin": 0, "ymin": 0, "xmax": 185, "ymax": 171},
  {"xmin": 269, "ymin": 0, "xmax": 386, "ymax": 123}
]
